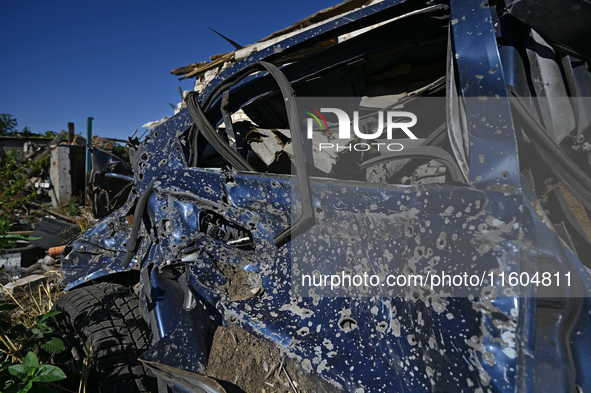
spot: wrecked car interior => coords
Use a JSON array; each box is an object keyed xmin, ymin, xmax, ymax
[{"xmin": 55, "ymin": 0, "xmax": 591, "ymax": 392}]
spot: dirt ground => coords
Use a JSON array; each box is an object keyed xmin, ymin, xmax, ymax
[
  {"xmin": 205, "ymin": 325, "xmax": 341, "ymax": 393},
  {"xmin": 558, "ymin": 183, "xmax": 591, "ymax": 241}
]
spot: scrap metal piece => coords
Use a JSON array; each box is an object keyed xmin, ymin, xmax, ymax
[
  {"xmin": 510, "ymin": 96, "xmax": 591, "ymax": 213},
  {"xmin": 89, "ymin": 147, "xmax": 134, "ymax": 218},
  {"xmin": 445, "ymin": 30, "xmax": 470, "ymax": 182},
  {"xmin": 220, "ymin": 90, "xmax": 238, "ymax": 152},
  {"xmin": 30, "ymin": 217, "xmax": 81, "ymax": 249},
  {"xmin": 140, "ymin": 359, "xmax": 226, "ymax": 393},
  {"xmin": 450, "ymin": 0, "xmax": 521, "ymax": 192},
  {"xmin": 208, "ymin": 27, "xmax": 243, "ymax": 50},
  {"xmin": 523, "ymin": 29, "xmax": 576, "ymax": 144},
  {"xmin": 360, "ymin": 146, "xmax": 463, "ymax": 182},
  {"xmin": 505, "ymin": 0, "xmax": 591, "ymax": 62}
]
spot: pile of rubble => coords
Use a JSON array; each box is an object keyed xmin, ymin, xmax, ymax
[{"xmin": 0, "ymin": 129, "xmax": 128, "ymax": 291}]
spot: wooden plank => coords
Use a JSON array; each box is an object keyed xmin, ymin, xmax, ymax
[
  {"xmin": 170, "ymin": 61, "xmax": 208, "ymax": 76},
  {"xmin": 26, "ymin": 202, "xmax": 77, "ymax": 223},
  {"xmin": 210, "ymin": 51, "xmax": 235, "ymax": 61},
  {"xmin": 180, "ymin": 52, "xmax": 234, "ymax": 80}
]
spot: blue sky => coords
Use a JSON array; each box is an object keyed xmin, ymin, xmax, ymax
[{"xmin": 1, "ymin": 1, "xmax": 340, "ymax": 139}]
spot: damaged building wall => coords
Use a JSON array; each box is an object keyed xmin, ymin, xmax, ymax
[
  {"xmin": 48, "ymin": 144, "xmax": 85, "ymax": 208},
  {"xmin": 0, "ymin": 136, "xmax": 54, "ymax": 162}
]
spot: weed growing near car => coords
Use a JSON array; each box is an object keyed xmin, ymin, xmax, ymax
[
  {"xmin": 0, "ymin": 150, "xmax": 48, "ymax": 249},
  {"xmin": 0, "ymin": 268, "xmax": 66, "ymax": 392}
]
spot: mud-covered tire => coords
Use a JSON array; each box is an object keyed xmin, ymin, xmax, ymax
[{"xmin": 53, "ymin": 283, "xmax": 157, "ymax": 393}]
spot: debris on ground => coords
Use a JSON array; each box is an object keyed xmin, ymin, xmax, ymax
[{"xmin": 29, "ymin": 218, "xmax": 81, "ymax": 250}]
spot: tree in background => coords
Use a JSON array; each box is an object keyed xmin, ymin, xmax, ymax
[
  {"xmin": 0, "ymin": 114, "xmax": 56, "ymax": 138},
  {"xmin": 0, "ymin": 113, "xmax": 18, "ymax": 136}
]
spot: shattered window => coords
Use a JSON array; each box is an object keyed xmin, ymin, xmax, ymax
[{"xmin": 183, "ymin": 3, "xmax": 461, "ymax": 186}]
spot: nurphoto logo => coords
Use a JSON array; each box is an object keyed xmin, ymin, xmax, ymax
[{"xmin": 303, "ymin": 106, "xmax": 419, "ymax": 152}]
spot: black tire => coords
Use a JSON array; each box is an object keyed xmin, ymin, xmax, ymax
[{"xmin": 53, "ymin": 283, "xmax": 157, "ymax": 393}]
